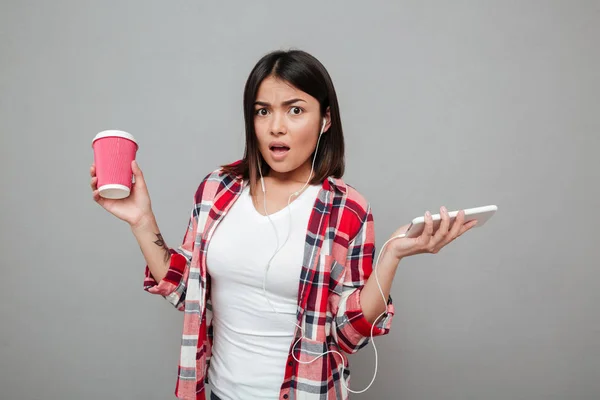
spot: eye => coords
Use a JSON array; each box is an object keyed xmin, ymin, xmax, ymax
[
  {"xmin": 290, "ymin": 106, "xmax": 303, "ymax": 115},
  {"xmin": 255, "ymin": 108, "xmax": 269, "ymax": 116}
]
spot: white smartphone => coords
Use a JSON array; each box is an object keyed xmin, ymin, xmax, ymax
[{"xmin": 404, "ymin": 205, "xmax": 498, "ymax": 238}]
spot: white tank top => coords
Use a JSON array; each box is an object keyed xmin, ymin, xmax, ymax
[{"xmin": 206, "ymin": 182, "xmax": 321, "ymax": 400}]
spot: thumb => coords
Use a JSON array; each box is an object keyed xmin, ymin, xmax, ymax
[
  {"xmin": 132, "ymin": 160, "xmax": 142, "ymax": 176},
  {"xmin": 132, "ymin": 160, "xmax": 145, "ymax": 183}
]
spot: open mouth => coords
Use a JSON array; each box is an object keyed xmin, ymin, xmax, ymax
[{"xmin": 269, "ymin": 145, "xmax": 290, "ymax": 154}]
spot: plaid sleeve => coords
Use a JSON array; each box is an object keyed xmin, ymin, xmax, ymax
[
  {"xmin": 142, "ymin": 192, "xmax": 199, "ymax": 311},
  {"xmin": 332, "ymin": 204, "xmax": 395, "ymax": 354}
]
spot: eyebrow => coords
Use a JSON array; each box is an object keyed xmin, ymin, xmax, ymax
[{"xmin": 254, "ymin": 98, "xmax": 307, "ymax": 107}]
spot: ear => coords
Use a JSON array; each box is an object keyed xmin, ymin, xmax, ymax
[{"xmin": 323, "ymin": 107, "xmax": 332, "ymax": 133}]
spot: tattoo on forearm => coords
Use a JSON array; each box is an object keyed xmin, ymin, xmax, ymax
[{"xmin": 153, "ymin": 233, "xmax": 170, "ymax": 263}]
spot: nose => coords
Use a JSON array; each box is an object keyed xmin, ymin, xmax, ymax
[{"xmin": 270, "ymin": 113, "xmax": 287, "ymax": 135}]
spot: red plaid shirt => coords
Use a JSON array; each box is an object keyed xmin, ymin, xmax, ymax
[{"xmin": 143, "ymin": 162, "xmax": 395, "ymax": 399}]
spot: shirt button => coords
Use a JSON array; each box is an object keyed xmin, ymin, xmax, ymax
[
  {"xmin": 288, "ymin": 361, "xmax": 293, "ymax": 366},
  {"xmin": 283, "ymin": 395, "xmax": 289, "ymax": 399}
]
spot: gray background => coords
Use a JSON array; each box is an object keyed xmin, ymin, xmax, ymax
[{"xmin": 1, "ymin": 1, "xmax": 599, "ymax": 399}]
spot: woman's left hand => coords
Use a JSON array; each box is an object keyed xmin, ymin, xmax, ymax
[{"xmin": 387, "ymin": 206, "xmax": 478, "ymax": 261}]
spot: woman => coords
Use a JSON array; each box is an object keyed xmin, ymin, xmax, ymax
[{"xmin": 90, "ymin": 49, "xmax": 476, "ymax": 400}]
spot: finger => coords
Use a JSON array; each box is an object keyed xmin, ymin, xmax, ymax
[
  {"xmin": 132, "ymin": 160, "xmax": 145, "ymax": 186},
  {"xmin": 92, "ymin": 189, "xmax": 104, "ymax": 205},
  {"xmin": 132, "ymin": 160, "xmax": 142, "ymax": 177},
  {"xmin": 458, "ymin": 219, "xmax": 478, "ymax": 236},
  {"xmin": 449, "ymin": 210, "xmax": 465, "ymax": 238},
  {"xmin": 456, "ymin": 209, "xmax": 465, "ymax": 225},
  {"xmin": 432, "ymin": 206, "xmax": 450, "ymax": 244},
  {"xmin": 90, "ymin": 176, "xmax": 98, "ymax": 191},
  {"xmin": 90, "ymin": 164, "xmax": 96, "ymax": 177},
  {"xmin": 419, "ymin": 211, "xmax": 434, "ymax": 245}
]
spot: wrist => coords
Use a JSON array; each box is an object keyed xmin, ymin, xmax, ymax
[
  {"xmin": 130, "ymin": 212, "xmax": 156, "ymax": 232},
  {"xmin": 381, "ymin": 250, "xmax": 403, "ymax": 268}
]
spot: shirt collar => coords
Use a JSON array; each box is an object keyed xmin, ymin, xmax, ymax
[{"xmin": 325, "ymin": 176, "xmax": 347, "ymax": 194}]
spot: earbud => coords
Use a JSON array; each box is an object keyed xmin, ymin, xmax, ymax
[{"xmin": 321, "ymin": 117, "xmax": 327, "ymax": 133}]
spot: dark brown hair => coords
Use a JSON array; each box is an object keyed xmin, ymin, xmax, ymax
[{"xmin": 221, "ymin": 49, "xmax": 345, "ymax": 195}]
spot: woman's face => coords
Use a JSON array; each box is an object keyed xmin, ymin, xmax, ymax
[{"xmin": 254, "ymin": 76, "xmax": 330, "ymax": 182}]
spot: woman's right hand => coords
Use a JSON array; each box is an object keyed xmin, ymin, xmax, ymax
[{"xmin": 90, "ymin": 160, "xmax": 154, "ymax": 228}]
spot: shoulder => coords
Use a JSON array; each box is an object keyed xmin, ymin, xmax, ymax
[
  {"xmin": 328, "ymin": 177, "xmax": 374, "ymax": 243},
  {"xmin": 192, "ymin": 160, "xmax": 242, "ymax": 203},
  {"xmin": 329, "ymin": 177, "xmax": 371, "ymax": 220}
]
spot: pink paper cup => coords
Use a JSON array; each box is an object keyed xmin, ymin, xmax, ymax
[{"xmin": 92, "ymin": 130, "xmax": 139, "ymax": 199}]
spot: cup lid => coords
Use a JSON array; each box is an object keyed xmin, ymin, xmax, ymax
[{"xmin": 92, "ymin": 130, "xmax": 138, "ymax": 148}]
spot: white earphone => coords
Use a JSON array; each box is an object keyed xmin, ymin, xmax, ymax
[{"xmin": 258, "ymin": 117, "xmax": 403, "ymax": 394}]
